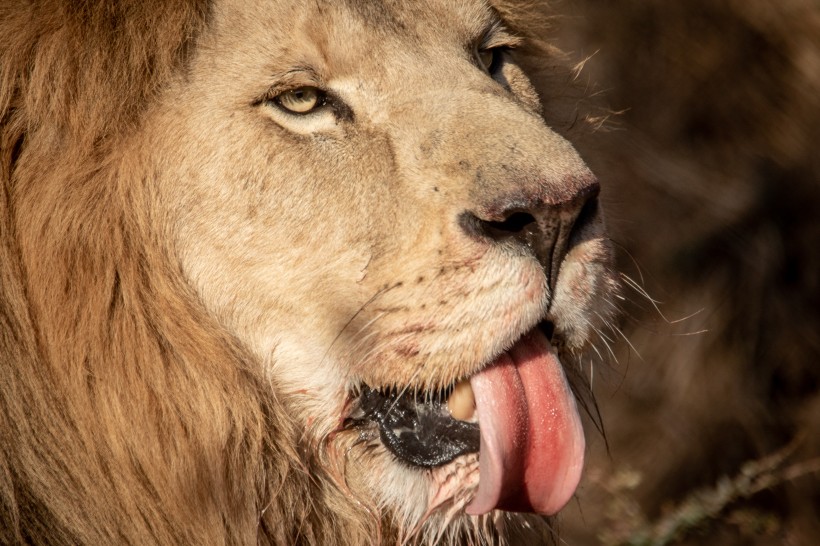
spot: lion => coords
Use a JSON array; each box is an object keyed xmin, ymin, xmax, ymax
[{"xmin": 0, "ymin": 1, "xmax": 619, "ymax": 544}]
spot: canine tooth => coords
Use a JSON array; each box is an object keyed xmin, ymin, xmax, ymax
[{"xmin": 447, "ymin": 379, "xmax": 476, "ymax": 421}]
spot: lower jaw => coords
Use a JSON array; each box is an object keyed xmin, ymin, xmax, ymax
[{"xmin": 345, "ymin": 320, "xmax": 584, "ymax": 516}]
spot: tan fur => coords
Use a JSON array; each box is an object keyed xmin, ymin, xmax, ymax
[{"xmin": 0, "ymin": 1, "xmax": 618, "ymax": 544}]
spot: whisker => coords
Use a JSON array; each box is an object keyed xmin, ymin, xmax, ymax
[
  {"xmin": 611, "ymin": 323, "xmax": 644, "ymax": 362},
  {"xmin": 595, "ymin": 326, "xmax": 616, "ymax": 345},
  {"xmin": 588, "ymin": 340, "xmax": 605, "ymax": 363},
  {"xmin": 611, "ymin": 238, "xmax": 648, "ymax": 287},
  {"xmin": 341, "ymin": 315, "xmax": 388, "ymax": 361},
  {"xmin": 588, "ymin": 358, "xmax": 595, "ymax": 389},
  {"xmin": 594, "ymin": 328, "xmax": 618, "ymax": 363},
  {"xmin": 595, "ymin": 310, "xmax": 643, "ymax": 362},
  {"xmin": 667, "ymin": 307, "xmax": 706, "ymax": 325},
  {"xmin": 351, "ymin": 310, "xmax": 389, "ymax": 340},
  {"xmin": 355, "ymin": 331, "xmax": 415, "ymax": 372},
  {"xmin": 386, "ymin": 362, "xmax": 424, "ymax": 417},
  {"xmin": 320, "ymin": 285, "xmax": 398, "ymax": 367},
  {"xmin": 672, "ymin": 328, "xmax": 710, "ymax": 337},
  {"xmin": 620, "ymin": 272, "xmax": 665, "ymax": 307}
]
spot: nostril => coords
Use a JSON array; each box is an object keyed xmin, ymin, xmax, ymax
[
  {"xmin": 482, "ymin": 211, "xmax": 537, "ymax": 239},
  {"xmin": 458, "ymin": 178, "xmax": 600, "ymax": 294},
  {"xmin": 459, "ymin": 210, "xmax": 538, "ymax": 243}
]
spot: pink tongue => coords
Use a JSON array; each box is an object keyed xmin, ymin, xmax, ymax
[{"xmin": 465, "ymin": 329, "xmax": 585, "ymax": 515}]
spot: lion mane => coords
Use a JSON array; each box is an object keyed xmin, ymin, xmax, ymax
[
  {"xmin": 0, "ymin": 1, "xmax": 611, "ymax": 544},
  {"xmin": 0, "ymin": 3, "xmax": 350, "ymax": 543}
]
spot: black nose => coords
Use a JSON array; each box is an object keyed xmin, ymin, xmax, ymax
[{"xmin": 460, "ymin": 179, "xmax": 600, "ymax": 290}]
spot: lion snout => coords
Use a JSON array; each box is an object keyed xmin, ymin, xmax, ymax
[{"xmin": 458, "ymin": 175, "xmax": 601, "ymax": 289}]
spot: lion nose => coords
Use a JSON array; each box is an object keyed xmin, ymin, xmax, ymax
[{"xmin": 460, "ymin": 178, "xmax": 600, "ymax": 290}]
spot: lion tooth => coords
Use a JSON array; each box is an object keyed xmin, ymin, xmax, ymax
[{"xmin": 447, "ymin": 379, "xmax": 476, "ymax": 421}]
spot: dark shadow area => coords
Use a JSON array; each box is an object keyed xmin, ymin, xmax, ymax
[{"xmin": 553, "ymin": 1, "xmax": 820, "ymax": 544}]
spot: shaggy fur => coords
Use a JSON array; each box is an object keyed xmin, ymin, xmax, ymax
[{"xmin": 0, "ymin": 1, "xmax": 617, "ymax": 544}]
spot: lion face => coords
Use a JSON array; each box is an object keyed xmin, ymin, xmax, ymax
[{"xmin": 141, "ymin": 0, "xmax": 617, "ymax": 526}]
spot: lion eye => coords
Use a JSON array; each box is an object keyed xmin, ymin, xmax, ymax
[
  {"xmin": 276, "ymin": 87, "xmax": 323, "ymax": 114},
  {"xmin": 476, "ymin": 47, "xmax": 500, "ymax": 74}
]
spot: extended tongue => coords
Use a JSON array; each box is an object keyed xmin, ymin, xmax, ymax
[{"xmin": 465, "ymin": 330, "xmax": 585, "ymax": 515}]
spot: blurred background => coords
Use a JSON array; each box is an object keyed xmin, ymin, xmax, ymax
[{"xmin": 544, "ymin": 1, "xmax": 820, "ymax": 544}]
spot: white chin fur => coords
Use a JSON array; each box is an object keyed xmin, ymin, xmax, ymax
[{"xmin": 360, "ymin": 447, "xmax": 482, "ymax": 539}]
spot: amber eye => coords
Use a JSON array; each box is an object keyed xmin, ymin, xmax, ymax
[{"xmin": 276, "ymin": 87, "xmax": 322, "ymax": 114}]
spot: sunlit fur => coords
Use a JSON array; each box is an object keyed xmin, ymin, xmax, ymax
[{"xmin": 0, "ymin": 1, "xmax": 618, "ymax": 544}]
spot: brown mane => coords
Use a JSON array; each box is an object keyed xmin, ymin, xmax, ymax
[
  {"xmin": 0, "ymin": 2, "xmax": 379, "ymax": 543},
  {"xmin": 0, "ymin": 1, "xmax": 582, "ymax": 544}
]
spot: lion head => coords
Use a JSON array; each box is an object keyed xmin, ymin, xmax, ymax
[{"xmin": 0, "ymin": 1, "xmax": 618, "ymax": 544}]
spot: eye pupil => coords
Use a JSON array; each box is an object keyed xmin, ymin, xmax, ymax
[{"xmin": 277, "ymin": 87, "xmax": 321, "ymax": 114}]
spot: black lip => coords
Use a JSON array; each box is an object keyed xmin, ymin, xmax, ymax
[
  {"xmin": 347, "ymin": 321, "xmax": 557, "ymax": 468},
  {"xmin": 349, "ymin": 386, "xmax": 480, "ymax": 468}
]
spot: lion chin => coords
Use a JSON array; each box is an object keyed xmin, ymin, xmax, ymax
[{"xmin": 0, "ymin": 0, "xmax": 619, "ymax": 544}]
